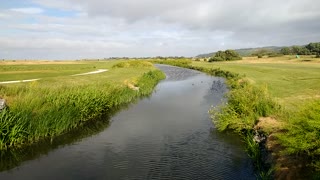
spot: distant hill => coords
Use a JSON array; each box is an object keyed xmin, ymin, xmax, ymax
[{"xmin": 196, "ymin": 46, "xmax": 283, "ymax": 58}]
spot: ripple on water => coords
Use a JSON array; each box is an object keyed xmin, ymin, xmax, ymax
[{"xmin": 0, "ymin": 65, "xmax": 255, "ymax": 180}]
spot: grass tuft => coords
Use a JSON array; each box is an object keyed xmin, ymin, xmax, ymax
[
  {"xmin": 112, "ymin": 61, "xmax": 153, "ymax": 68},
  {"xmin": 0, "ymin": 61, "xmax": 165, "ymax": 150},
  {"xmin": 277, "ymin": 100, "xmax": 320, "ymax": 168},
  {"xmin": 211, "ymin": 84, "xmax": 280, "ymax": 132}
]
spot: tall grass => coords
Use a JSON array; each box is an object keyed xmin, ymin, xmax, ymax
[
  {"xmin": 277, "ymin": 100, "xmax": 320, "ymax": 170},
  {"xmin": 0, "ymin": 63, "xmax": 165, "ymax": 150},
  {"xmin": 152, "ymin": 59, "xmax": 280, "ymax": 132},
  {"xmin": 0, "ymin": 102, "xmax": 128, "ymax": 171},
  {"xmin": 211, "ymin": 84, "xmax": 280, "ymax": 132},
  {"xmin": 155, "ymin": 59, "xmax": 320, "ymax": 177},
  {"xmin": 153, "ymin": 59, "xmax": 279, "ymax": 179},
  {"xmin": 112, "ymin": 60, "xmax": 153, "ymax": 68}
]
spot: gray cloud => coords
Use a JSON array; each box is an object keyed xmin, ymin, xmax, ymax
[
  {"xmin": 1, "ymin": 0, "xmax": 320, "ymax": 59},
  {"xmin": 43, "ymin": 0, "xmax": 320, "ymax": 30}
]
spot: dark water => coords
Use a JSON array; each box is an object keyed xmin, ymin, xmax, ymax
[{"xmin": 0, "ymin": 65, "xmax": 255, "ymax": 180}]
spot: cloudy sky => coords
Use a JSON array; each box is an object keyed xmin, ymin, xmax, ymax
[{"xmin": 1, "ymin": 0, "xmax": 320, "ymax": 59}]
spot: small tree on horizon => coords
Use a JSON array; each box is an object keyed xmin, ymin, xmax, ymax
[
  {"xmin": 280, "ymin": 47, "xmax": 291, "ymax": 55},
  {"xmin": 306, "ymin": 42, "xmax": 320, "ymax": 57},
  {"xmin": 208, "ymin": 49, "xmax": 242, "ymax": 62}
]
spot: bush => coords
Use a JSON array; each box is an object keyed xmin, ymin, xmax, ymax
[
  {"xmin": 277, "ymin": 100, "xmax": 320, "ymax": 157},
  {"xmin": 208, "ymin": 57, "xmax": 224, "ymax": 62},
  {"xmin": 151, "ymin": 59, "xmax": 192, "ymax": 67},
  {"xmin": 208, "ymin": 49, "xmax": 242, "ymax": 62},
  {"xmin": 211, "ymin": 84, "xmax": 280, "ymax": 132},
  {"xmin": 268, "ymin": 53, "xmax": 282, "ymax": 57},
  {"xmin": 258, "ymin": 55, "xmax": 263, "ymax": 58},
  {"xmin": 112, "ymin": 61, "xmax": 153, "ymax": 68}
]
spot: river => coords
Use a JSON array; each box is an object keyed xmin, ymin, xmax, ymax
[{"xmin": 0, "ymin": 64, "xmax": 255, "ymax": 179}]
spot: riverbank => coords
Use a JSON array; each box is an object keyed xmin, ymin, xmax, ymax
[
  {"xmin": 0, "ymin": 60, "xmax": 165, "ymax": 150},
  {"xmin": 152, "ymin": 57, "xmax": 320, "ymax": 179},
  {"xmin": 0, "ymin": 62, "xmax": 256, "ymax": 179}
]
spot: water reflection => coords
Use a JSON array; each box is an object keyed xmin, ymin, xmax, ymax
[{"xmin": 0, "ymin": 65, "xmax": 255, "ymax": 180}]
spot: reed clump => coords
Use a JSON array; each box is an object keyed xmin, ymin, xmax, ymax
[
  {"xmin": 153, "ymin": 59, "xmax": 279, "ymax": 179},
  {"xmin": 112, "ymin": 60, "xmax": 153, "ymax": 68},
  {"xmin": 0, "ymin": 65, "xmax": 165, "ymax": 150},
  {"xmin": 277, "ymin": 100, "xmax": 320, "ymax": 170}
]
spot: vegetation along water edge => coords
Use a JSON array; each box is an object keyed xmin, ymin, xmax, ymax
[
  {"xmin": 0, "ymin": 60, "xmax": 165, "ymax": 151},
  {"xmin": 152, "ymin": 56, "xmax": 320, "ymax": 179}
]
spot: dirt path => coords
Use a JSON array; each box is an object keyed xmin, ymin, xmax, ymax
[
  {"xmin": 0, "ymin": 79, "xmax": 40, "ymax": 84},
  {"xmin": 0, "ymin": 69, "xmax": 108, "ymax": 84},
  {"xmin": 71, "ymin": 69, "xmax": 108, "ymax": 76}
]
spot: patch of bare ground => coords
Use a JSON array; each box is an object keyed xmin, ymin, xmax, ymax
[
  {"xmin": 237, "ymin": 77, "xmax": 256, "ymax": 84},
  {"xmin": 124, "ymin": 79, "xmax": 139, "ymax": 91},
  {"xmin": 255, "ymin": 117, "xmax": 312, "ymax": 180}
]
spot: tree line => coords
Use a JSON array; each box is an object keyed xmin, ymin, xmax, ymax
[
  {"xmin": 208, "ymin": 49, "xmax": 242, "ymax": 62},
  {"xmin": 280, "ymin": 42, "xmax": 320, "ymax": 57}
]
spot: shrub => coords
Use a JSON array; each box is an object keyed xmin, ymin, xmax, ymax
[
  {"xmin": 277, "ymin": 100, "xmax": 320, "ymax": 157},
  {"xmin": 151, "ymin": 59, "xmax": 192, "ymax": 67},
  {"xmin": 208, "ymin": 49, "xmax": 242, "ymax": 62},
  {"xmin": 208, "ymin": 57, "xmax": 224, "ymax": 62},
  {"xmin": 211, "ymin": 84, "xmax": 280, "ymax": 132},
  {"xmin": 268, "ymin": 53, "xmax": 282, "ymax": 57},
  {"xmin": 112, "ymin": 61, "xmax": 153, "ymax": 68}
]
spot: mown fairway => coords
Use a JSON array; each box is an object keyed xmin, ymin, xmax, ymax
[
  {"xmin": 0, "ymin": 60, "xmax": 165, "ymax": 150},
  {"xmin": 193, "ymin": 56, "xmax": 320, "ymax": 109},
  {"xmin": 154, "ymin": 56, "xmax": 320, "ymax": 177},
  {"xmin": 190, "ymin": 56, "xmax": 320, "ymax": 177},
  {"xmin": 0, "ymin": 60, "xmax": 146, "ymax": 82}
]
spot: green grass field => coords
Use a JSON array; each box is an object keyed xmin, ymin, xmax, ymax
[
  {"xmin": 1, "ymin": 57, "xmax": 320, "ymax": 176},
  {"xmin": 0, "ymin": 60, "xmax": 165, "ymax": 150},
  {"xmin": 192, "ymin": 56, "xmax": 320, "ymax": 177},
  {"xmin": 193, "ymin": 56, "xmax": 320, "ymax": 109},
  {"xmin": 0, "ymin": 60, "xmax": 122, "ymax": 81},
  {"xmin": 154, "ymin": 56, "xmax": 320, "ymax": 177}
]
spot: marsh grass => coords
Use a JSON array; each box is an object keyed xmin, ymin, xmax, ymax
[
  {"xmin": 276, "ymin": 100, "xmax": 320, "ymax": 169},
  {"xmin": 153, "ymin": 59, "xmax": 279, "ymax": 178},
  {"xmin": 0, "ymin": 61, "xmax": 165, "ymax": 150},
  {"xmin": 0, "ymin": 99, "xmax": 134, "ymax": 171},
  {"xmin": 152, "ymin": 59, "xmax": 280, "ymax": 132},
  {"xmin": 211, "ymin": 84, "xmax": 280, "ymax": 132},
  {"xmin": 112, "ymin": 60, "xmax": 153, "ymax": 68},
  {"xmin": 153, "ymin": 58, "xmax": 320, "ymax": 177}
]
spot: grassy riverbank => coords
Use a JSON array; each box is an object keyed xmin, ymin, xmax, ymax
[
  {"xmin": 153, "ymin": 56, "xmax": 320, "ymax": 179},
  {"xmin": 0, "ymin": 60, "xmax": 165, "ymax": 150}
]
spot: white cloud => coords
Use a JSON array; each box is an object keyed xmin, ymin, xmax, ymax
[{"xmin": 10, "ymin": 7, "xmax": 44, "ymax": 14}]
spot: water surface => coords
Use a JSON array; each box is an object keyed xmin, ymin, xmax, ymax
[{"xmin": 0, "ymin": 65, "xmax": 255, "ymax": 179}]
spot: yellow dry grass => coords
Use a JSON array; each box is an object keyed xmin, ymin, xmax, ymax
[{"xmin": 226, "ymin": 55, "xmax": 320, "ymax": 64}]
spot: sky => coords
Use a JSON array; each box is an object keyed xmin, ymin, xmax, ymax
[{"xmin": 1, "ymin": 0, "xmax": 320, "ymax": 59}]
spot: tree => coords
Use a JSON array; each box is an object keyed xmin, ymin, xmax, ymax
[
  {"xmin": 225, "ymin": 50, "xmax": 242, "ymax": 60},
  {"xmin": 280, "ymin": 47, "xmax": 291, "ymax": 55},
  {"xmin": 291, "ymin": 46, "xmax": 310, "ymax": 55},
  {"xmin": 251, "ymin": 49, "xmax": 280, "ymax": 57},
  {"xmin": 306, "ymin": 42, "xmax": 320, "ymax": 57},
  {"xmin": 208, "ymin": 49, "xmax": 242, "ymax": 62}
]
